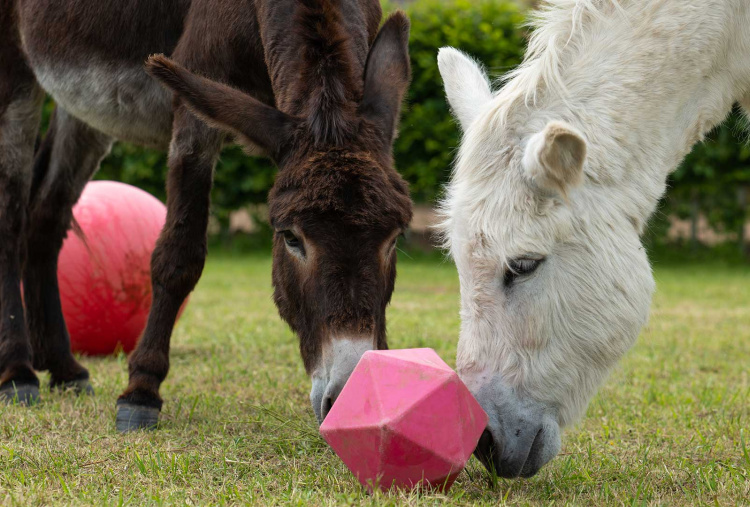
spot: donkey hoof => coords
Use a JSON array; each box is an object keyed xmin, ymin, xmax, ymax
[
  {"xmin": 116, "ymin": 402, "xmax": 160, "ymax": 432},
  {"xmin": 0, "ymin": 383, "xmax": 40, "ymax": 406},
  {"xmin": 54, "ymin": 378, "xmax": 95, "ymax": 396}
]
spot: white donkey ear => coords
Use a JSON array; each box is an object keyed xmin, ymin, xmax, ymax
[
  {"xmin": 437, "ymin": 47, "xmax": 493, "ymax": 130},
  {"xmin": 522, "ymin": 121, "xmax": 587, "ymax": 198}
]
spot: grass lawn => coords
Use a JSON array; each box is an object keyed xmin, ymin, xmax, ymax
[{"xmin": 1, "ymin": 253, "xmax": 749, "ymax": 505}]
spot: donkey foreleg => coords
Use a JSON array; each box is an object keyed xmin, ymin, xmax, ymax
[
  {"xmin": 116, "ymin": 107, "xmax": 222, "ymax": 431},
  {"xmin": 24, "ymin": 108, "xmax": 112, "ymax": 393},
  {"xmin": 0, "ymin": 81, "xmax": 44, "ymax": 404}
]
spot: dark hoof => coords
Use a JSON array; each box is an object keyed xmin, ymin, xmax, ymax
[
  {"xmin": 0, "ymin": 383, "xmax": 40, "ymax": 406},
  {"xmin": 53, "ymin": 378, "xmax": 95, "ymax": 396},
  {"xmin": 116, "ymin": 401, "xmax": 160, "ymax": 432}
]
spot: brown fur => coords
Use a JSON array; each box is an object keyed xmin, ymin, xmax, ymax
[{"xmin": 0, "ymin": 0, "xmax": 413, "ymax": 418}]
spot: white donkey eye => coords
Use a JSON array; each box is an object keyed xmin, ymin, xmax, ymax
[{"xmin": 504, "ymin": 257, "xmax": 544, "ymax": 287}]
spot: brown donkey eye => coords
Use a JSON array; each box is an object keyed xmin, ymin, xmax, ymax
[{"xmin": 280, "ymin": 230, "xmax": 304, "ymax": 255}]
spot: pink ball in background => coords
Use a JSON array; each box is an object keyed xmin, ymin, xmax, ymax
[{"xmin": 57, "ymin": 181, "xmax": 183, "ymax": 356}]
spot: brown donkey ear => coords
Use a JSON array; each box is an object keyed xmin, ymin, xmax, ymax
[
  {"xmin": 145, "ymin": 54, "xmax": 298, "ymax": 159},
  {"xmin": 359, "ymin": 11, "xmax": 411, "ymax": 145}
]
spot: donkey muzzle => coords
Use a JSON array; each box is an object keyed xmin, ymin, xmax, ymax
[
  {"xmin": 310, "ymin": 336, "xmax": 375, "ymax": 424},
  {"xmin": 466, "ymin": 373, "xmax": 561, "ymax": 478},
  {"xmin": 475, "ymin": 421, "xmax": 559, "ymax": 478}
]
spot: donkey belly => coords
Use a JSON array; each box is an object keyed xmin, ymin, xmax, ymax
[
  {"xmin": 32, "ymin": 63, "xmax": 173, "ymax": 148},
  {"xmin": 17, "ymin": 0, "xmax": 189, "ymax": 148}
]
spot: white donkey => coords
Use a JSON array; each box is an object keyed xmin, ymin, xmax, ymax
[{"xmin": 437, "ymin": 0, "xmax": 750, "ymax": 478}]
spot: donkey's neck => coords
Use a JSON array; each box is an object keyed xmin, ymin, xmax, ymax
[
  {"xmin": 510, "ymin": 0, "xmax": 750, "ymax": 227},
  {"xmin": 258, "ymin": 0, "xmax": 379, "ymax": 144}
]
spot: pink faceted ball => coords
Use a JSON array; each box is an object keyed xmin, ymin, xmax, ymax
[
  {"xmin": 57, "ymin": 181, "xmax": 180, "ymax": 355},
  {"xmin": 320, "ymin": 348, "xmax": 488, "ymax": 492}
]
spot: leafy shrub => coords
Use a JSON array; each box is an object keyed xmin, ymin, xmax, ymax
[{"xmin": 387, "ymin": 0, "xmax": 526, "ymax": 201}]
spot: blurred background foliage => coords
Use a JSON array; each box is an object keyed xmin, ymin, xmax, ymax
[
  {"xmin": 661, "ymin": 107, "xmax": 750, "ymax": 251},
  {"xmin": 41, "ymin": 0, "xmax": 749, "ymax": 257}
]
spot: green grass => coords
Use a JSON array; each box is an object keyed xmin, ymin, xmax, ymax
[{"xmin": 1, "ymin": 253, "xmax": 749, "ymax": 506}]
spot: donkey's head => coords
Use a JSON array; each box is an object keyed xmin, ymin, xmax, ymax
[
  {"xmin": 145, "ymin": 13, "xmax": 412, "ymax": 423},
  {"xmin": 269, "ymin": 148, "xmax": 411, "ymax": 423},
  {"xmin": 437, "ymin": 48, "xmax": 655, "ymax": 477}
]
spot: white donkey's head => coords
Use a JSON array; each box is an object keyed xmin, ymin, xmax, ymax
[{"xmin": 437, "ymin": 47, "xmax": 655, "ymax": 477}]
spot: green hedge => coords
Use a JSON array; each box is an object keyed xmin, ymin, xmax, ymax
[{"xmin": 389, "ymin": 0, "xmax": 525, "ymax": 201}]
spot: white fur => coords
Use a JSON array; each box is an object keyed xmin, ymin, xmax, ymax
[
  {"xmin": 438, "ymin": 0, "xmax": 750, "ymax": 451},
  {"xmin": 438, "ymin": 48, "xmax": 494, "ymax": 129}
]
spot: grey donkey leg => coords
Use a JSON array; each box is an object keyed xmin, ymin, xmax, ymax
[
  {"xmin": 0, "ymin": 80, "xmax": 44, "ymax": 405},
  {"xmin": 25, "ymin": 107, "xmax": 113, "ymax": 394}
]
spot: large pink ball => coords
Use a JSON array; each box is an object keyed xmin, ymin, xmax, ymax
[{"xmin": 57, "ymin": 181, "xmax": 180, "ymax": 355}]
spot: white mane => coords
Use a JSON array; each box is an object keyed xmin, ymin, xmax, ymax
[{"xmin": 501, "ymin": 1, "xmax": 629, "ymax": 106}]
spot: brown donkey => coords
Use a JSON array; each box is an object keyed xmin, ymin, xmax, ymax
[{"xmin": 0, "ymin": 0, "xmax": 413, "ymax": 431}]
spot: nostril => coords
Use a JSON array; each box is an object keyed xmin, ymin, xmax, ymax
[
  {"xmin": 474, "ymin": 428, "xmax": 500, "ymax": 474},
  {"xmin": 320, "ymin": 376, "xmax": 350, "ymax": 422},
  {"xmin": 321, "ymin": 395, "xmax": 334, "ymax": 421},
  {"xmin": 520, "ymin": 427, "xmax": 546, "ymax": 478}
]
